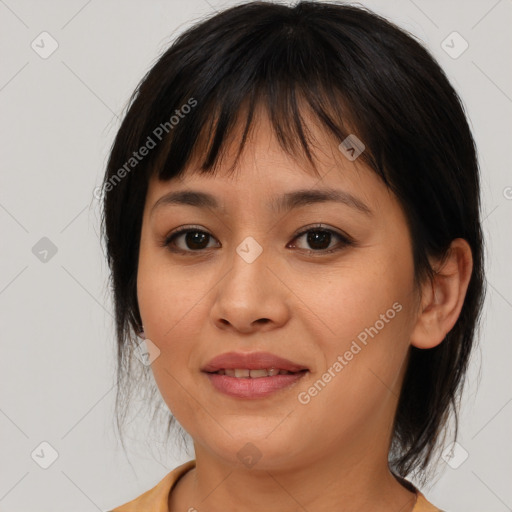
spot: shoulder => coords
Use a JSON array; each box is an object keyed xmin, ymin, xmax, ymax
[{"xmin": 107, "ymin": 460, "xmax": 196, "ymax": 512}]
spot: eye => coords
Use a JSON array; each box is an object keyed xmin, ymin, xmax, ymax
[
  {"xmin": 161, "ymin": 224, "xmax": 354, "ymax": 256},
  {"xmin": 288, "ymin": 224, "xmax": 354, "ymax": 255},
  {"xmin": 162, "ymin": 226, "xmax": 220, "ymax": 254}
]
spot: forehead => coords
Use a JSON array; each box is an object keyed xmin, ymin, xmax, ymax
[
  {"xmin": 147, "ymin": 103, "xmax": 377, "ymax": 202},
  {"xmin": 146, "ymin": 159, "xmax": 377, "ymax": 223}
]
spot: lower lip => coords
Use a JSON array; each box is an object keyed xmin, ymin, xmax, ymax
[{"xmin": 204, "ymin": 371, "xmax": 307, "ymax": 399}]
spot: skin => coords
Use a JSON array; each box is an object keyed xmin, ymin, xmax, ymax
[{"xmin": 136, "ymin": 105, "xmax": 473, "ymax": 512}]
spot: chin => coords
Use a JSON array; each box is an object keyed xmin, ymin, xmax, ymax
[{"xmin": 200, "ymin": 429, "xmax": 307, "ymax": 470}]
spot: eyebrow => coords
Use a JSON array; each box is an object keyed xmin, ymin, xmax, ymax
[{"xmin": 150, "ymin": 188, "xmax": 372, "ymax": 216}]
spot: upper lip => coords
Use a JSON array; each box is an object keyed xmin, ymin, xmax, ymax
[{"xmin": 201, "ymin": 352, "xmax": 309, "ymax": 373}]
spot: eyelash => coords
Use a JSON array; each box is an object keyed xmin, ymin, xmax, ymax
[{"xmin": 160, "ymin": 224, "xmax": 355, "ymax": 256}]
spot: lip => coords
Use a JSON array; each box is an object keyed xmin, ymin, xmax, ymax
[
  {"xmin": 201, "ymin": 351, "xmax": 309, "ymax": 373},
  {"xmin": 201, "ymin": 351, "xmax": 309, "ymax": 400},
  {"xmin": 205, "ymin": 372, "xmax": 307, "ymax": 399}
]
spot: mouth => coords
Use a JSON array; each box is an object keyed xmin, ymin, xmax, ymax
[
  {"xmin": 201, "ymin": 352, "xmax": 309, "ymax": 399},
  {"xmin": 201, "ymin": 351, "xmax": 309, "ymax": 374},
  {"xmin": 207, "ymin": 368, "xmax": 307, "ymax": 377}
]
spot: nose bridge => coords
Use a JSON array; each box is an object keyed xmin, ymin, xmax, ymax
[
  {"xmin": 225, "ymin": 234, "xmax": 270, "ymax": 301},
  {"xmin": 211, "ymin": 233, "xmax": 288, "ymax": 331}
]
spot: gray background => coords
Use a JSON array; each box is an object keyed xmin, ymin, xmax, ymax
[{"xmin": 1, "ymin": 0, "xmax": 511, "ymax": 510}]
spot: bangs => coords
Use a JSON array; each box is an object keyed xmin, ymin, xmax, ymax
[{"xmin": 142, "ymin": 7, "xmax": 389, "ymax": 185}]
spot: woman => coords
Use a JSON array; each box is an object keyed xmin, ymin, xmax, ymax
[{"xmin": 102, "ymin": 2, "xmax": 485, "ymax": 510}]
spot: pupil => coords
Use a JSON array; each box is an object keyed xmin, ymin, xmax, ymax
[
  {"xmin": 307, "ymin": 230, "xmax": 331, "ymax": 250},
  {"xmin": 187, "ymin": 231, "xmax": 208, "ymax": 249}
]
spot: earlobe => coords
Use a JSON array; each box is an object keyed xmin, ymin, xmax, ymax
[{"xmin": 410, "ymin": 238, "xmax": 473, "ymax": 349}]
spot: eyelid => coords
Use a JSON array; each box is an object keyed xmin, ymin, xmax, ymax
[
  {"xmin": 161, "ymin": 225, "xmax": 217, "ymax": 249},
  {"xmin": 288, "ymin": 224, "xmax": 355, "ymax": 255},
  {"xmin": 291, "ymin": 223, "xmax": 354, "ymax": 243}
]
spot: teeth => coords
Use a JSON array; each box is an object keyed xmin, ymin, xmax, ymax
[
  {"xmin": 249, "ymin": 369, "xmax": 268, "ymax": 378},
  {"xmin": 216, "ymin": 368, "xmax": 295, "ymax": 378}
]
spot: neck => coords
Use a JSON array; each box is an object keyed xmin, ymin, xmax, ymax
[{"xmin": 169, "ymin": 441, "xmax": 416, "ymax": 512}]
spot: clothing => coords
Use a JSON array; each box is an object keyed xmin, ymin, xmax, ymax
[{"xmin": 107, "ymin": 459, "xmax": 442, "ymax": 511}]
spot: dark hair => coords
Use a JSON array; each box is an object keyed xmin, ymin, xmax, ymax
[{"xmin": 100, "ymin": 0, "xmax": 485, "ymax": 481}]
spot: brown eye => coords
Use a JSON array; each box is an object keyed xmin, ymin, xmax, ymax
[
  {"xmin": 289, "ymin": 226, "xmax": 354, "ymax": 254},
  {"xmin": 163, "ymin": 228, "xmax": 220, "ymax": 253},
  {"xmin": 305, "ymin": 230, "xmax": 332, "ymax": 250},
  {"xmin": 181, "ymin": 231, "xmax": 210, "ymax": 250}
]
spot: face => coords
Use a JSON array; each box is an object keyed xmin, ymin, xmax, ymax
[{"xmin": 137, "ymin": 108, "xmax": 421, "ymax": 472}]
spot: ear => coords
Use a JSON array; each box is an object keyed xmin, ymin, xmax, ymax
[{"xmin": 410, "ymin": 238, "xmax": 473, "ymax": 349}]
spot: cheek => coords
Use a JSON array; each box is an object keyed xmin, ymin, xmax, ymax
[
  {"xmin": 307, "ymin": 251, "xmax": 414, "ymax": 351},
  {"xmin": 300, "ymin": 244, "xmax": 416, "ymax": 403},
  {"xmin": 136, "ymin": 244, "xmax": 225, "ymax": 397},
  {"xmin": 294, "ymin": 301, "xmax": 413, "ymax": 448},
  {"xmin": 137, "ymin": 244, "xmax": 205, "ymax": 337}
]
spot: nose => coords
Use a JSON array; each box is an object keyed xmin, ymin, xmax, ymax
[{"xmin": 209, "ymin": 240, "xmax": 291, "ymax": 334}]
